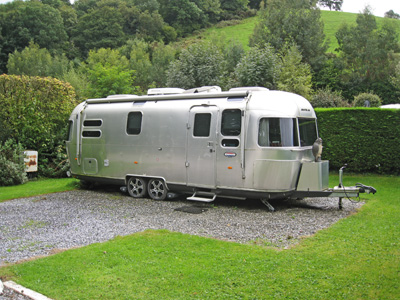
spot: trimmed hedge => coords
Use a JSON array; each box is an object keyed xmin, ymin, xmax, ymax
[
  {"xmin": 316, "ymin": 108, "xmax": 400, "ymax": 174},
  {"xmin": 0, "ymin": 74, "xmax": 78, "ymax": 177}
]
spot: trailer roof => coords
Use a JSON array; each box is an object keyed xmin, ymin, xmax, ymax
[{"xmin": 86, "ymin": 90, "xmax": 249, "ymax": 104}]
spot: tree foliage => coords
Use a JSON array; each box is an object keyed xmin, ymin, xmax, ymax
[
  {"xmin": 83, "ymin": 48, "xmax": 136, "ymax": 98},
  {"xmin": 0, "ymin": 0, "xmax": 68, "ymax": 73},
  {"xmin": 384, "ymin": 10, "xmax": 400, "ymax": 19},
  {"xmin": 335, "ymin": 8, "xmax": 400, "ymax": 102},
  {"xmin": 352, "ymin": 93, "xmax": 382, "ymax": 107},
  {"xmin": 250, "ymin": 0, "xmax": 327, "ymax": 72},
  {"xmin": 311, "ymin": 88, "xmax": 349, "ymax": 108},
  {"xmin": 318, "ymin": 0, "xmax": 343, "ymax": 11},
  {"xmin": 0, "ymin": 139, "xmax": 27, "ymax": 186},
  {"xmin": 276, "ymin": 44, "xmax": 313, "ymax": 99},
  {"xmin": 234, "ymin": 45, "xmax": 279, "ymax": 89},
  {"xmin": 167, "ymin": 41, "xmax": 226, "ymax": 89},
  {"xmin": 0, "ymin": 75, "xmax": 78, "ymax": 177},
  {"xmin": 7, "ymin": 42, "xmax": 71, "ymax": 78}
]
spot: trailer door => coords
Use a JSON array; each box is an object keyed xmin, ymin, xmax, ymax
[{"xmin": 186, "ymin": 106, "xmax": 219, "ymax": 188}]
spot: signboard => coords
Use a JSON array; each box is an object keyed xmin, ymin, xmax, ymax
[{"xmin": 24, "ymin": 150, "xmax": 38, "ymax": 173}]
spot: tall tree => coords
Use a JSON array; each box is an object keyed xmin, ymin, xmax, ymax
[
  {"xmin": 335, "ymin": 8, "xmax": 400, "ymax": 101},
  {"xmin": 0, "ymin": 1, "xmax": 68, "ymax": 73},
  {"xmin": 71, "ymin": 2, "xmax": 127, "ymax": 58},
  {"xmin": 83, "ymin": 48, "xmax": 136, "ymax": 98},
  {"xmin": 7, "ymin": 42, "xmax": 71, "ymax": 78},
  {"xmin": 318, "ymin": 0, "xmax": 343, "ymax": 11},
  {"xmin": 234, "ymin": 44, "xmax": 280, "ymax": 89},
  {"xmin": 277, "ymin": 44, "xmax": 313, "ymax": 99},
  {"xmin": 384, "ymin": 10, "xmax": 400, "ymax": 19},
  {"xmin": 250, "ymin": 0, "xmax": 327, "ymax": 73},
  {"xmin": 158, "ymin": 0, "xmax": 206, "ymax": 36},
  {"xmin": 167, "ymin": 41, "xmax": 226, "ymax": 89}
]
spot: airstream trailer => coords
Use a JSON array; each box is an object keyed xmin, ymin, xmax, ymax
[{"xmin": 66, "ymin": 86, "xmax": 375, "ymax": 210}]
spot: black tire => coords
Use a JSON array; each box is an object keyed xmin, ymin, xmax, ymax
[
  {"xmin": 147, "ymin": 178, "xmax": 168, "ymax": 201},
  {"xmin": 127, "ymin": 177, "xmax": 147, "ymax": 198}
]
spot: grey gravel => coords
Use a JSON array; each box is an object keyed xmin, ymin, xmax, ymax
[
  {"xmin": 0, "ymin": 187, "xmax": 363, "ymax": 267},
  {"xmin": 0, "ymin": 188, "xmax": 363, "ymax": 299}
]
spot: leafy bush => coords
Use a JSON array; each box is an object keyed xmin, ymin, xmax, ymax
[
  {"xmin": 352, "ymin": 92, "xmax": 382, "ymax": 107},
  {"xmin": 0, "ymin": 74, "xmax": 78, "ymax": 178},
  {"xmin": 311, "ymin": 88, "xmax": 350, "ymax": 108},
  {"xmin": 316, "ymin": 108, "xmax": 400, "ymax": 174},
  {"xmin": 0, "ymin": 139, "xmax": 27, "ymax": 186}
]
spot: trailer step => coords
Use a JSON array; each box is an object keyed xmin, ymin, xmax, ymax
[{"xmin": 187, "ymin": 191, "xmax": 217, "ymax": 203}]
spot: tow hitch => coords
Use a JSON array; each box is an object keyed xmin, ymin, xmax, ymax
[{"xmin": 334, "ymin": 165, "xmax": 376, "ymax": 209}]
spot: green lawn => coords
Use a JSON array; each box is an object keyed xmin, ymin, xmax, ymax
[
  {"xmin": 0, "ymin": 174, "xmax": 399, "ymax": 299},
  {"xmin": 0, "ymin": 178, "xmax": 79, "ymax": 202},
  {"xmin": 193, "ymin": 10, "xmax": 400, "ymax": 53}
]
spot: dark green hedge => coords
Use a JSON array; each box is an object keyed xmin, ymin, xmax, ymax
[
  {"xmin": 316, "ymin": 108, "xmax": 400, "ymax": 174},
  {"xmin": 0, "ymin": 74, "xmax": 78, "ymax": 177}
]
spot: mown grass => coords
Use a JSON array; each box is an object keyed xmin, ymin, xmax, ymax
[
  {"xmin": 0, "ymin": 174, "xmax": 398, "ymax": 299},
  {"xmin": 0, "ymin": 178, "xmax": 79, "ymax": 202},
  {"xmin": 193, "ymin": 10, "xmax": 400, "ymax": 53}
]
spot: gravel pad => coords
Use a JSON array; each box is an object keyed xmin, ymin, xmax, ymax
[{"xmin": 0, "ymin": 189, "xmax": 363, "ymax": 266}]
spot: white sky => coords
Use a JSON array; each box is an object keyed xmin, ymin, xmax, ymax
[
  {"xmin": 339, "ymin": 0, "xmax": 400, "ymax": 17},
  {"xmin": 0, "ymin": 0, "xmax": 399, "ymax": 17}
]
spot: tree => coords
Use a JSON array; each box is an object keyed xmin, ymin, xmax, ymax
[
  {"xmin": 276, "ymin": 44, "xmax": 313, "ymax": 99},
  {"xmin": 158, "ymin": 0, "xmax": 206, "ymax": 36},
  {"xmin": 384, "ymin": 10, "xmax": 400, "ymax": 19},
  {"xmin": 220, "ymin": 0, "xmax": 249, "ymax": 19},
  {"xmin": 233, "ymin": 45, "xmax": 279, "ymax": 89},
  {"xmin": 167, "ymin": 41, "xmax": 226, "ymax": 89},
  {"xmin": 149, "ymin": 42, "xmax": 177, "ymax": 88},
  {"xmin": 335, "ymin": 8, "xmax": 400, "ymax": 101},
  {"xmin": 71, "ymin": 4, "xmax": 126, "ymax": 58},
  {"xmin": 127, "ymin": 40, "xmax": 153, "ymax": 93},
  {"xmin": 83, "ymin": 48, "xmax": 137, "ymax": 98},
  {"xmin": 250, "ymin": 0, "xmax": 327, "ymax": 73},
  {"xmin": 7, "ymin": 42, "xmax": 71, "ymax": 78},
  {"xmin": 318, "ymin": 0, "xmax": 343, "ymax": 11},
  {"xmin": 0, "ymin": 1, "xmax": 68, "ymax": 73}
]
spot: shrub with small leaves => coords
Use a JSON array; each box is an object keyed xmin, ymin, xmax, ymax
[
  {"xmin": 0, "ymin": 74, "xmax": 78, "ymax": 178},
  {"xmin": 352, "ymin": 92, "xmax": 382, "ymax": 107},
  {"xmin": 311, "ymin": 88, "xmax": 349, "ymax": 108},
  {"xmin": 0, "ymin": 139, "xmax": 27, "ymax": 186}
]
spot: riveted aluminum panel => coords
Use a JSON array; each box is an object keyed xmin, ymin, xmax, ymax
[
  {"xmin": 253, "ymin": 159, "xmax": 301, "ymax": 191},
  {"xmin": 297, "ymin": 161, "xmax": 329, "ymax": 191}
]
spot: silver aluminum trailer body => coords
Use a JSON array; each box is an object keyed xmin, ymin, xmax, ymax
[{"xmin": 66, "ymin": 87, "xmax": 375, "ymax": 204}]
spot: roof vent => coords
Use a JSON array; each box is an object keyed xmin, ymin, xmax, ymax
[
  {"xmin": 184, "ymin": 86, "xmax": 222, "ymax": 94},
  {"xmin": 147, "ymin": 88, "xmax": 185, "ymax": 96},
  {"xmin": 229, "ymin": 87, "xmax": 269, "ymax": 92},
  {"xmin": 107, "ymin": 94, "xmax": 138, "ymax": 98}
]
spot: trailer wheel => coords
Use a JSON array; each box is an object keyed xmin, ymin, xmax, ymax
[
  {"xmin": 148, "ymin": 178, "xmax": 168, "ymax": 201},
  {"xmin": 127, "ymin": 177, "xmax": 147, "ymax": 198}
]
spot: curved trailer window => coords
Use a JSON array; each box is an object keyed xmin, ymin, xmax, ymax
[
  {"xmin": 258, "ymin": 118, "xmax": 299, "ymax": 147},
  {"xmin": 298, "ymin": 118, "xmax": 318, "ymax": 146},
  {"xmin": 258, "ymin": 118, "xmax": 318, "ymax": 147}
]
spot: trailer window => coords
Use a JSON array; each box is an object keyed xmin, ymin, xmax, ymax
[
  {"xmin": 67, "ymin": 120, "xmax": 73, "ymax": 141},
  {"xmin": 258, "ymin": 118, "xmax": 299, "ymax": 147},
  {"xmin": 221, "ymin": 109, "xmax": 241, "ymax": 136},
  {"xmin": 298, "ymin": 118, "xmax": 318, "ymax": 146},
  {"xmin": 84, "ymin": 120, "xmax": 102, "ymax": 127},
  {"xmin": 127, "ymin": 112, "xmax": 143, "ymax": 135},
  {"xmin": 193, "ymin": 113, "xmax": 211, "ymax": 137},
  {"xmin": 82, "ymin": 130, "xmax": 101, "ymax": 138}
]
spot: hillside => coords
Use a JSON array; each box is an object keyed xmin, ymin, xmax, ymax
[{"xmin": 188, "ymin": 10, "xmax": 400, "ymax": 53}]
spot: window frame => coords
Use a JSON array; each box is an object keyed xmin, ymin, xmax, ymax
[
  {"xmin": 221, "ymin": 109, "xmax": 242, "ymax": 136},
  {"xmin": 126, "ymin": 111, "xmax": 143, "ymax": 135},
  {"xmin": 193, "ymin": 113, "xmax": 212, "ymax": 137},
  {"xmin": 258, "ymin": 117, "xmax": 300, "ymax": 148}
]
